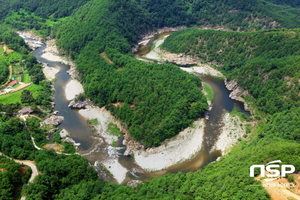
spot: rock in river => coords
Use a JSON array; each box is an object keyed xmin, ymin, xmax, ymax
[
  {"xmin": 68, "ymin": 100, "xmax": 88, "ymax": 109},
  {"xmin": 40, "ymin": 115, "xmax": 64, "ymax": 127}
]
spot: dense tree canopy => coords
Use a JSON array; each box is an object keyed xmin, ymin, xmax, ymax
[
  {"xmin": 1, "ymin": 0, "xmax": 300, "ymax": 199},
  {"xmin": 162, "ymin": 28, "xmax": 300, "ymax": 114},
  {"xmin": 53, "ymin": 0, "xmax": 208, "ymax": 146}
]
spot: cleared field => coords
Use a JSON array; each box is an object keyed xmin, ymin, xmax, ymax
[
  {"xmin": 21, "ymin": 74, "xmax": 30, "ymax": 83},
  {"xmin": 12, "ymin": 64, "xmax": 24, "ymax": 75},
  {"xmin": 0, "ymin": 84, "xmax": 42, "ymax": 104}
]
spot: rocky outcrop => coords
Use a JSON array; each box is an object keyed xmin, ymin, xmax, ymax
[
  {"xmin": 42, "ymin": 39, "xmax": 61, "ymax": 55},
  {"xmin": 127, "ymin": 180, "xmax": 143, "ymax": 189},
  {"xmin": 123, "ymin": 133, "xmax": 144, "ymax": 156},
  {"xmin": 161, "ymin": 50, "xmax": 197, "ymax": 66},
  {"xmin": 263, "ymin": 21, "xmax": 280, "ymax": 29},
  {"xmin": 67, "ymin": 65, "xmax": 80, "ymax": 79},
  {"xmin": 68, "ymin": 100, "xmax": 88, "ymax": 109},
  {"xmin": 224, "ymin": 79, "xmax": 250, "ymax": 111},
  {"xmin": 40, "ymin": 115, "xmax": 64, "ymax": 127},
  {"xmin": 17, "ymin": 30, "xmax": 44, "ymax": 42},
  {"xmin": 47, "ymin": 128, "xmax": 58, "ymax": 134},
  {"xmin": 17, "ymin": 31, "xmax": 44, "ymax": 50},
  {"xmin": 62, "ymin": 137, "xmax": 80, "ymax": 149}
]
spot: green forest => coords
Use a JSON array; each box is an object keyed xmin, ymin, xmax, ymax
[
  {"xmin": 0, "ymin": 0, "xmax": 300, "ymax": 199},
  {"xmin": 162, "ymin": 28, "xmax": 300, "ymax": 115},
  {"xmin": 0, "ymin": 156, "xmax": 31, "ymax": 200}
]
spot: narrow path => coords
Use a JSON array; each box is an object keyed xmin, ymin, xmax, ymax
[
  {"xmin": 0, "ymin": 152, "xmax": 39, "ymax": 200},
  {"xmin": 31, "ymin": 136, "xmax": 43, "ymax": 150},
  {"xmin": 14, "ymin": 160, "xmax": 38, "ymax": 183},
  {"xmin": 0, "ymin": 153, "xmax": 39, "ymax": 183}
]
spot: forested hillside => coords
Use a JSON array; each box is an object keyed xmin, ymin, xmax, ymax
[
  {"xmin": 0, "ymin": 0, "xmax": 91, "ymax": 20},
  {"xmin": 0, "ymin": 156, "xmax": 31, "ymax": 200},
  {"xmin": 50, "ymin": 0, "xmax": 300, "ymax": 146},
  {"xmin": 53, "ymin": 0, "xmax": 208, "ymax": 146},
  {"xmin": 162, "ymin": 29, "xmax": 300, "ymax": 114},
  {"xmin": 0, "ymin": 27, "xmax": 46, "ymax": 85},
  {"xmin": 265, "ymin": 0, "xmax": 300, "ymax": 7},
  {"xmin": 1, "ymin": 0, "xmax": 300, "ymax": 199}
]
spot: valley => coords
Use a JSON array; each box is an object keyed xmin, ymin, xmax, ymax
[{"xmin": 0, "ymin": 0, "xmax": 300, "ymax": 199}]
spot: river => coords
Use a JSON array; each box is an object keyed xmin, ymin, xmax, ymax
[{"xmin": 25, "ymin": 32, "xmax": 250, "ymax": 184}]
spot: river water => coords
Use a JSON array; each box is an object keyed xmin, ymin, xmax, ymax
[
  {"xmin": 32, "ymin": 44, "xmax": 99, "ymax": 152},
  {"xmin": 29, "ymin": 32, "xmax": 250, "ymax": 183},
  {"xmin": 128, "ymin": 33, "xmax": 250, "ymax": 180}
]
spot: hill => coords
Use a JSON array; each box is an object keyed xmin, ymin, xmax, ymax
[{"xmin": 1, "ymin": 0, "xmax": 300, "ymax": 199}]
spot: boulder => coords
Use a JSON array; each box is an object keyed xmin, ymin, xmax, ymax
[
  {"xmin": 40, "ymin": 115, "xmax": 64, "ymax": 127},
  {"xmin": 68, "ymin": 100, "xmax": 88, "ymax": 109},
  {"xmin": 123, "ymin": 133, "xmax": 144, "ymax": 156},
  {"xmin": 47, "ymin": 128, "xmax": 58, "ymax": 134},
  {"xmin": 225, "ymin": 79, "xmax": 250, "ymax": 111}
]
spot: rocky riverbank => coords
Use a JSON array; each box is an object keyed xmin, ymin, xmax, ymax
[
  {"xmin": 224, "ymin": 79, "xmax": 250, "ymax": 111},
  {"xmin": 17, "ymin": 30, "xmax": 44, "ymax": 50},
  {"xmin": 212, "ymin": 113, "xmax": 245, "ymax": 155},
  {"xmin": 132, "ymin": 26, "xmax": 187, "ymax": 53},
  {"xmin": 134, "ymin": 119, "xmax": 205, "ymax": 171}
]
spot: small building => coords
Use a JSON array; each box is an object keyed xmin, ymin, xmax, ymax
[
  {"xmin": 19, "ymin": 107, "xmax": 34, "ymax": 115},
  {"xmin": 8, "ymin": 80, "xmax": 19, "ymax": 87},
  {"xmin": 0, "ymin": 42, "xmax": 4, "ymax": 45}
]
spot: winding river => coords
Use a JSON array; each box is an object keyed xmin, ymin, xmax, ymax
[{"xmin": 26, "ymin": 32, "xmax": 250, "ymax": 183}]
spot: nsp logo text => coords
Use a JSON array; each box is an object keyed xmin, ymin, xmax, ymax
[{"xmin": 250, "ymin": 160, "xmax": 295, "ymax": 181}]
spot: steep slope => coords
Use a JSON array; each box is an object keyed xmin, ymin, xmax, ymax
[
  {"xmin": 53, "ymin": 0, "xmax": 208, "ymax": 147},
  {"xmin": 162, "ymin": 29, "xmax": 300, "ymax": 115},
  {"xmin": 0, "ymin": 0, "xmax": 92, "ymax": 20},
  {"xmin": 1, "ymin": 0, "xmax": 300, "ymax": 199}
]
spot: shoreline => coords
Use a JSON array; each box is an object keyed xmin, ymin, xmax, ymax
[
  {"xmin": 42, "ymin": 63, "xmax": 59, "ymax": 81},
  {"xmin": 78, "ymin": 105, "xmax": 129, "ymax": 184},
  {"xmin": 211, "ymin": 113, "xmax": 246, "ymax": 155},
  {"xmin": 78, "ymin": 104, "xmax": 207, "ymax": 173},
  {"xmin": 64, "ymin": 79, "xmax": 84, "ymax": 101},
  {"xmin": 134, "ymin": 119, "xmax": 205, "ymax": 171},
  {"xmin": 143, "ymin": 36, "xmax": 169, "ymax": 61}
]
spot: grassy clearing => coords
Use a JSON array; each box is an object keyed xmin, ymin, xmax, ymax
[
  {"xmin": 111, "ymin": 141, "xmax": 117, "ymax": 147},
  {"xmin": 0, "ymin": 84, "xmax": 42, "ymax": 104},
  {"xmin": 21, "ymin": 74, "xmax": 30, "ymax": 83},
  {"xmin": 107, "ymin": 122, "xmax": 122, "ymax": 137},
  {"xmin": 88, "ymin": 118, "xmax": 99, "ymax": 126},
  {"xmin": 12, "ymin": 64, "xmax": 23, "ymax": 75},
  {"xmin": 203, "ymin": 82, "xmax": 214, "ymax": 102},
  {"xmin": 230, "ymin": 108, "xmax": 252, "ymax": 122}
]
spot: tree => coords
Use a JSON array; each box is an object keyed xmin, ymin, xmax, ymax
[{"xmin": 21, "ymin": 89, "xmax": 35, "ymax": 104}]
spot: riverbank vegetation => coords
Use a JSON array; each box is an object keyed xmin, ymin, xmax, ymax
[
  {"xmin": 53, "ymin": 0, "xmax": 209, "ymax": 147},
  {"xmin": 0, "ymin": 0, "xmax": 300, "ymax": 199},
  {"xmin": 162, "ymin": 28, "xmax": 300, "ymax": 115},
  {"xmin": 203, "ymin": 82, "xmax": 214, "ymax": 102},
  {"xmin": 162, "ymin": 28, "xmax": 300, "ymax": 149}
]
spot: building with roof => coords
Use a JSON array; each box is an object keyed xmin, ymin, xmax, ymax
[
  {"xmin": 18, "ymin": 107, "xmax": 34, "ymax": 115},
  {"xmin": 8, "ymin": 80, "xmax": 18, "ymax": 87}
]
